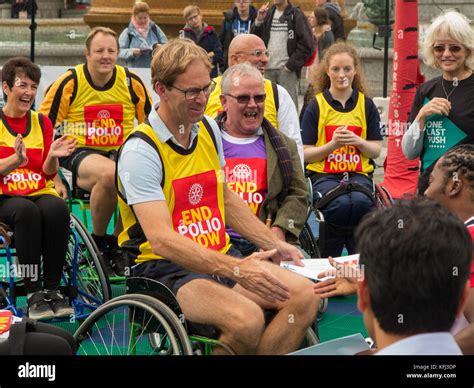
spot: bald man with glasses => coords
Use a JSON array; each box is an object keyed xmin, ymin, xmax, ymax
[{"xmin": 206, "ymin": 34, "xmax": 304, "ymax": 167}]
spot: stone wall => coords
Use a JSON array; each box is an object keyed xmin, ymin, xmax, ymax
[
  {"xmin": 0, "ymin": 45, "xmax": 85, "ymax": 66},
  {"xmin": 37, "ymin": 0, "xmax": 63, "ymax": 19}
]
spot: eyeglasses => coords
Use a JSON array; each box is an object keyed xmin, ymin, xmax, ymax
[
  {"xmin": 432, "ymin": 44, "xmax": 464, "ymax": 53},
  {"xmin": 225, "ymin": 94, "xmax": 266, "ymax": 104},
  {"xmin": 236, "ymin": 49, "xmax": 270, "ymax": 58},
  {"xmin": 170, "ymin": 80, "xmax": 216, "ymax": 100}
]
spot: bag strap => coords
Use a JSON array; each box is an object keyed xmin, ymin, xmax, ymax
[
  {"xmin": 315, "ymin": 180, "xmax": 375, "ymax": 210},
  {"xmin": 8, "ymin": 318, "xmax": 37, "ymax": 355}
]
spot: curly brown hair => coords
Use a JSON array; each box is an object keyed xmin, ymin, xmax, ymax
[{"xmin": 311, "ymin": 42, "xmax": 368, "ymax": 95}]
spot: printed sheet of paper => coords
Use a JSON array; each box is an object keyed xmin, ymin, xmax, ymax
[{"xmin": 280, "ymin": 254, "xmax": 360, "ymax": 281}]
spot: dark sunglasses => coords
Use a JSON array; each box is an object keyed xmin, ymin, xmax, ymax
[
  {"xmin": 225, "ymin": 94, "xmax": 266, "ymax": 104},
  {"xmin": 432, "ymin": 44, "xmax": 463, "ymax": 53}
]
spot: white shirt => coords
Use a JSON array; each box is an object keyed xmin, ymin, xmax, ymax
[
  {"xmin": 402, "ymin": 119, "xmax": 424, "ymax": 160},
  {"xmin": 275, "ymin": 83, "xmax": 304, "ymax": 169},
  {"xmin": 376, "ymin": 332, "xmax": 462, "ymax": 355}
]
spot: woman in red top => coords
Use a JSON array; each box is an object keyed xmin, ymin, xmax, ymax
[{"xmin": 0, "ymin": 57, "xmax": 76, "ymax": 321}]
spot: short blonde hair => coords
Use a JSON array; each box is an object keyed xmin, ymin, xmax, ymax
[
  {"xmin": 151, "ymin": 38, "xmax": 211, "ymax": 87},
  {"xmin": 183, "ymin": 5, "xmax": 200, "ymax": 20},
  {"xmin": 133, "ymin": 1, "xmax": 149, "ymax": 16},
  {"xmin": 423, "ymin": 10, "xmax": 473, "ymax": 70},
  {"xmin": 85, "ymin": 26, "xmax": 118, "ymax": 51}
]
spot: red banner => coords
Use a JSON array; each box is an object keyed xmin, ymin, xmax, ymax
[{"xmin": 382, "ymin": 0, "xmax": 424, "ymax": 198}]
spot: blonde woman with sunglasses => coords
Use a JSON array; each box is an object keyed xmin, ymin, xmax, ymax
[{"xmin": 402, "ymin": 10, "xmax": 474, "ymax": 194}]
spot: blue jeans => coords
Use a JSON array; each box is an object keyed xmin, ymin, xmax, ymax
[{"xmin": 312, "ymin": 173, "xmax": 374, "ymax": 257}]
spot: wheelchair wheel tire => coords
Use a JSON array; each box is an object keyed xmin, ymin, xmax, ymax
[
  {"xmin": 64, "ymin": 215, "xmax": 111, "ymax": 314},
  {"xmin": 74, "ymin": 294, "xmax": 192, "ymax": 355},
  {"xmin": 119, "ymin": 293, "xmax": 193, "ymax": 355},
  {"xmin": 299, "ymin": 222, "xmax": 321, "ymax": 258},
  {"xmin": 298, "ymin": 327, "xmax": 320, "ymax": 351},
  {"xmin": 375, "ymin": 184, "xmax": 394, "ymax": 209}
]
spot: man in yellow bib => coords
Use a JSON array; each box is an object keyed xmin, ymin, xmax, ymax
[
  {"xmin": 39, "ymin": 27, "xmax": 152, "ymax": 276},
  {"xmin": 205, "ymin": 34, "xmax": 304, "ymax": 167},
  {"xmin": 117, "ymin": 39, "xmax": 318, "ymax": 355}
]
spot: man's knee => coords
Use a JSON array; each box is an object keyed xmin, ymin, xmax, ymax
[
  {"xmin": 77, "ymin": 156, "xmax": 116, "ymax": 192},
  {"xmin": 98, "ymin": 166, "xmax": 117, "ymax": 191},
  {"xmin": 85, "ymin": 163, "xmax": 116, "ymax": 192},
  {"xmin": 222, "ymin": 302, "xmax": 265, "ymax": 349},
  {"xmin": 287, "ymin": 275, "xmax": 319, "ymax": 321}
]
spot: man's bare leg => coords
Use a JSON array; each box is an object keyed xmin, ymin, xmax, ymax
[
  {"xmin": 234, "ymin": 261, "xmax": 319, "ymax": 354},
  {"xmin": 177, "ymin": 278, "xmax": 266, "ymax": 355},
  {"xmin": 76, "ymin": 154, "xmax": 117, "ymax": 236}
]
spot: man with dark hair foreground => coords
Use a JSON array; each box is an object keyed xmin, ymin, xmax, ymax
[{"xmin": 356, "ymin": 199, "xmax": 472, "ymax": 355}]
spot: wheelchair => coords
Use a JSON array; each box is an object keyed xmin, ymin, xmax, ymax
[
  {"xmin": 0, "ymin": 213, "xmax": 111, "ymax": 321},
  {"xmin": 60, "ymin": 167, "xmax": 119, "ymax": 233},
  {"xmin": 298, "ymin": 178, "xmax": 322, "ymax": 259},
  {"xmin": 74, "ymin": 276, "xmax": 320, "ymax": 355},
  {"xmin": 60, "ymin": 168, "xmax": 124, "ymax": 282},
  {"xmin": 309, "ymin": 173, "xmax": 394, "ymax": 251}
]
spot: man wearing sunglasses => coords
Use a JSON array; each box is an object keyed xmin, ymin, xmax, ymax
[
  {"xmin": 217, "ymin": 62, "xmax": 308, "ymax": 257},
  {"xmin": 116, "ymin": 39, "xmax": 318, "ymax": 355},
  {"xmin": 206, "ymin": 34, "xmax": 304, "ymax": 167}
]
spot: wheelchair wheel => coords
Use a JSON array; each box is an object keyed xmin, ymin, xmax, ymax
[
  {"xmin": 299, "ymin": 222, "xmax": 321, "ymax": 258},
  {"xmin": 317, "ymin": 297, "xmax": 328, "ymax": 320},
  {"xmin": 375, "ymin": 184, "xmax": 394, "ymax": 209},
  {"xmin": 74, "ymin": 294, "xmax": 192, "ymax": 355},
  {"xmin": 297, "ymin": 326, "xmax": 320, "ymax": 351},
  {"xmin": 305, "ymin": 327, "xmax": 320, "ymax": 346},
  {"xmin": 63, "ymin": 214, "xmax": 111, "ymax": 318},
  {"xmin": 127, "ymin": 293, "xmax": 192, "ymax": 355}
]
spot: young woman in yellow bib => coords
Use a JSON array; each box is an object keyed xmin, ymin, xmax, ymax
[{"xmin": 301, "ymin": 43, "xmax": 383, "ymax": 257}]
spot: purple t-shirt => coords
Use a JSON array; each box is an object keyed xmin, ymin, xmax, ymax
[{"xmin": 222, "ymin": 132, "xmax": 268, "ymax": 239}]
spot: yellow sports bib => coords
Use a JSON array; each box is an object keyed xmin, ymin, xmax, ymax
[
  {"xmin": 0, "ymin": 111, "xmax": 58, "ymax": 197},
  {"xmin": 62, "ymin": 64, "xmax": 138, "ymax": 151},
  {"xmin": 306, "ymin": 92, "xmax": 374, "ymax": 175},
  {"xmin": 118, "ymin": 119, "xmax": 231, "ymax": 263}
]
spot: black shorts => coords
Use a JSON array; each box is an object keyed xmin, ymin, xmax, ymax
[
  {"xmin": 131, "ymin": 246, "xmax": 242, "ymax": 295},
  {"xmin": 60, "ymin": 148, "xmax": 117, "ymax": 192}
]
